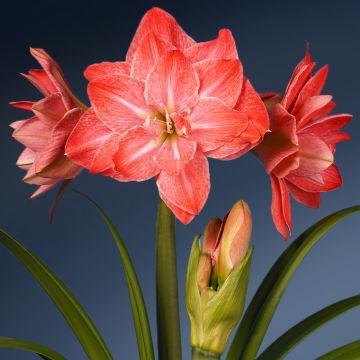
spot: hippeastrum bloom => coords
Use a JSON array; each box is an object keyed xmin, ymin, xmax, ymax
[
  {"xmin": 66, "ymin": 7, "xmax": 269, "ymax": 224},
  {"xmin": 186, "ymin": 200, "xmax": 253, "ymax": 355},
  {"xmin": 10, "ymin": 48, "xmax": 86, "ymax": 198},
  {"xmin": 253, "ymin": 52, "xmax": 352, "ymax": 238}
]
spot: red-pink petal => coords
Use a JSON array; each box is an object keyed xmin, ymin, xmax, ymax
[
  {"xmin": 294, "ymin": 133, "xmax": 333, "ymax": 176},
  {"xmin": 286, "ymin": 180, "xmax": 320, "ymax": 208},
  {"xmin": 12, "ymin": 116, "xmax": 51, "ymax": 151},
  {"xmin": 22, "ymin": 70, "xmax": 56, "ymax": 97},
  {"xmin": 88, "ymin": 74, "xmax": 150, "ymax": 134},
  {"xmin": 66, "ymin": 108, "xmax": 119, "ymax": 174},
  {"xmin": 184, "ymin": 29, "xmax": 238, "ymax": 63},
  {"xmin": 10, "ymin": 101, "xmax": 34, "ymax": 111},
  {"xmin": 130, "ymin": 32, "xmax": 175, "ymax": 81},
  {"xmin": 32, "ymin": 93, "xmax": 67, "ymax": 124},
  {"xmin": 155, "ymin": 135, "xmax": 196, "ymax": 175},
  {"xmin": 145, "ymin": 50, "xmax": 199, "ymax": 113},
  {"xmin": 193, "ymin": 59, "xmax": 243, "ymax": 107},
  {"xmin": 35, "ymin": 108, "xmax": 84, "ymax": 172},
  {"xmin": 292, "ymin": 65, "xmax": 328, "ymax": 114},
  {"xmin": 16, "ymin": 148, "xmax": 35, "ymax": 170},
  {"xmin": 189, "ymin": 98, "xmax": 247, "ymax": 152},
  {"xmin": 126, "ymin": 7, "xmax": 195, "ymax": 63},
  {"xmin": 31, "ymin": 183, "xmax": 58, "ymax": 198},
  {"xmin": 270, "ymin": 175, "xmax": 291, "ymax": 239},
  {"xmin": 156, "ymin": 151, "xmax": 210, "ymax": 222},
  {"xmin": 84, "ymin": 61, "xmax": 130, "ymax": 81},
  {"xmin": 113, "ymin": 126, "xmax": 161, "ymax": 181}
]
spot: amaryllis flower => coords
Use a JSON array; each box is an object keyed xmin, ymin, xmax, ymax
[
  {"xmin": 253, "ymin": 52, "xmax": 352, "ymax": 238},
  {"xmin": 10, "ymin": 48, "xmax": 86, "ymax": 198},
  {"xmin": 66, "ymin": 7, "xmax": 269, "ymax": 223}
]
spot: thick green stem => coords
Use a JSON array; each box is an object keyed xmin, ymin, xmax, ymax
[
  {"xmin": 192, "ymin": 347, "xmax": 221, "ymax": 360},
  {"xmin": 156, "ymin": 199, "xmax": 182, "ymax": 360}
]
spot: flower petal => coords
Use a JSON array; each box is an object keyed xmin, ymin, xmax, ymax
[
  {"xmin": 88, "ymin": 74, "xmax": 150, "ymax": 134},
  {"xmin": 131, "ymin": 32, "xmax": 175, "ymax": 81},
  {"xmin": 10, "ymin": 101, "xmax": 34, "ymax": 111},
  {"xmin": 145, "ymin": 50, "xmax": 199, "ymax": 113},
  {"xmin": 193, "ymin": 59, "xmax": 243, "ymax": 107},
  {"xmin": 154, "ymin": 135, "xmax": 196, "ymax": 175},
  {"xmin": 113, "ymin": 125, "xmax": 161, "ymax": 181},
  {"xmin": 32, "ymin": 93, "xmax": 67, "ymax": 124},
  {"xmin": 66, "ymin": 108, "xmax": 119, "ymax": 174},
  {"xmin": 184, "ymin": 29, "xmax": 238, "ymax": 63},
  {"xmin": 35, "ymin": 108, "xmax": 84, "ymax": 172},
  {"xmin": 126, "ymin": 7, "xmax": 195, "ymax": 63},
  {"xmin": 16, "ymin": 148, "xmax": 35, "ymax": 170},
  {"xmin": 21, "ymin": 70, "xmax": 56, "ymax": 97},
  {"xmin": 286, "ymin": 181, "xmax": 320, "ymax": 208},
  {"xmin": 84, "ymin": 61, "xmax": 130, "ymax": 81},
  {"xmin": 156, "ymin": 151, "xmax": 210, "ymax": 222},
  {"xmin": 270, "ymin": 175, "xmax": 291, "ymax": 239},
  {"xmin": 189, "ymin": 98, "xmax": 247, "ymax": 152},
  {"xmin": 294, "ymin": 133, "xmax": 333, "ymax": 176}
]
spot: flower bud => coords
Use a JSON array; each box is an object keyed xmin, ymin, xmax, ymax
[{"xmin": 185, "ymin": 200, "xmax": 253, "ymax": 355}]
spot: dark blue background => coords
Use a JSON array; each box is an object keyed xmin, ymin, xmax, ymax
[{"xmin": 0, "ymin": 0, "xmax": 359, "ymax": 359}]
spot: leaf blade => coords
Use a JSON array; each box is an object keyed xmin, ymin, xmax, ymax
[
  {"xmin": 316, "ymin": 340, "xmax": 360, "ymax": 360},
  {"xmin": 227, "ymin": 205, "xmax": 360, "ymax": 360},
  {"xmin": 257, "ymin": 295, "xmax": 360, "ymax": 360},
  {"xmin": 0, "ymin": 229, "xmax": 113, "ymax": 360},
  {"xmin": 0, "ymin": 338, "xmax": 67, "ymax": 360},
  {"xmin": 76, "ymin": 191, "xmax": 154, "ymax": 360}
]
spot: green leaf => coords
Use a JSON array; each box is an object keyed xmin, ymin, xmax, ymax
[
  {"xmin": 76, "ymin": 191, "xmax": 154, "ymax": 360},
  {"xmin": 257, "ymin": 295, "xmax": 360, "ymax": 360},
  {"xmin": 0, "ymin": 338, "xmax": 67, "ymax": 360},
  {"xmin": 0, "ymin": 229, "xmax": 113, "ymax": 360},
  {"xmin": 156, "ymin": 199, "xmax": 182, "ymax": 360},
  {"xmin": 227, "ymin": 205, "xmax": 360, "ymax": 360},
  {"xmin": 316, "ymin": 340, "xmax": 360, "ymax": 360}
]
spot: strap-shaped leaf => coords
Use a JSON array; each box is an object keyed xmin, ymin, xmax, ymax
[
  {"xmin": 257, "ymin": 295, "xmax": 360, "ymax": 360},
  {"xmin": 227, "ymin": 205, "xmax": 360, "ymax": 360},
  {"xmin": 316, "ymin": 340, "xmax": 360, "ymax": 360},
  {"xmin": 0, "ymin": 338, "xmax": 66, "ymax": 360},
  {"xmin": 0, "ymin": 229, "xmax": 113, "ymax": 360},
  {"xmin": 77, "ymin": 191, "xmax": 154, "ymax": 360},
  {"xmin": 156, "ymin": 199, "xmax": 182, "ymax": 360}
]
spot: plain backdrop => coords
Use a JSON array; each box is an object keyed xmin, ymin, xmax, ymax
[{"xmin": 0, "ymin": 0, "xmax": 359, "ymax": 359}]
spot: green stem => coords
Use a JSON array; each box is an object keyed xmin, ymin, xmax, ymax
[
  {"xmin": 156, "ymin": 199, "xmax": 182, "ymax": 360},
  {"xmin": 192, "ymin": 347, "xmax": 221, "ymax": 360}
]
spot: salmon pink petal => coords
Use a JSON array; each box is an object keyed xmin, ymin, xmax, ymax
[
  {"xmin": 36, "ymin": 155, "xmax": 81, "ymax": 180},
  {"xmin": 16, "ymin": 148, "xmax": 35, "ymax": 170},
  {"xmin": 287, "ymin": 164, "xmax": 342, "ymax": 192},
  {"xmin": 294, "ymin": 133, "xmax": 333, "ymax": 176},
  {"xmin": 270, "ymin": 175, "xmax": 291, "ymax": 239},
  {"xmin": 286, "ymin": 181, "xmax": 320, "ymax": 208},
  {"xmin": 193, "ymin": 59, "xmax": 243, "ymax": 107},
  {"xmin": 282, "ymin": 60, "xmax": 316, "ymax": 111},
  {"xmin": 22, "ymin": 70, "xmax": 56, "ymax": 96},
  {"xmin": 154, "ymin": 136, "xmax": 196, "ymax": 175},
  {"xmin": 145, "ymin": 50, "xmax": 199, "ymax": 113},
  {"xmin": 292, "ymin": 65, "xmax": 328, "ymax": 114},
  {"xmin": 184, "ymin": 29, "xmax": 238, "ymax": 63},
  {"xmin": 84, "ymin": 62, "xmax": 130, "ymax": 81},
  {"xmin": 189, "ymin": 98, "xmax": 247, "ymax": 152},
  {"xmin": 113, "ymin": 126, "xmax": 161, "ymax": 181},
  {"xmin": 31, "ymin": 183, "xmax": 57, "ymax": 198},
  {"xmin": 293, "ymin": 95, "xmax": 333, "ymax": 129},
  {"xmin": 32, "ymin": 93, "xmax": 67, "ymax": 124},
  {"xmin": 12, "ymin": 116, "xmax": 51, "ymax": 151},
  {"xmin": 66, "ymin": 108, "xmax": 120, "ymax": 174},
  {"xmin": 35, "ymin": 108, "xmax": 84, "ymax": 172},
  {"xmin": 156, "ymin": 151, "xmax": 210, "ymax": 222},
  {"xmin": 88, "ymin": 75, "xmax": 150, "ymax": 134},
  {"xmin": 30, "ymin": 48, "xmax": 76, "ymax": 110},
  {"xmin": 301, "ymin": 114, "xmax": 352, "ymax": 145},
  {"xmin": 126, "ymin": 7, "xmax": 195, "ymax": 63},
  {"xmin": 130, "ymin": 32, "xmax": 175, "ymax": 81},
  {"xmin": 10, "ymin": 101, "xmax": 34, "ymax": 111}
]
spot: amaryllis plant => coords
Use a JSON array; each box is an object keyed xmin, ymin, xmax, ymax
[{"xmin": 1, "ymin": 7, "xmax": 359, "ymax": 360}]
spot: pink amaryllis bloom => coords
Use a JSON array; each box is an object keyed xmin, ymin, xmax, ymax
[
  {"xmin": 10, "ymin": 48, "xmax": 86, "ymax": 198},
  {"xmin": 253, "ymin": 52, "xmax": 352, "ymax": 238},
  {"xmin": 66, "ymin": 7, "xmax": 269, "ymax": 223}
]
